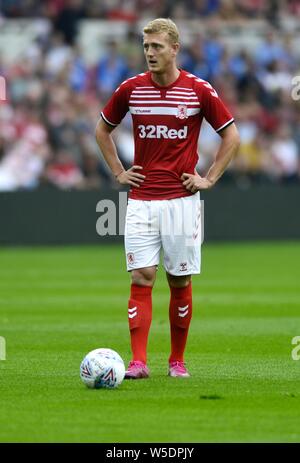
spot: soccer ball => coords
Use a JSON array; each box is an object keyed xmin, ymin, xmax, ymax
[{"xmin": 80, "ymin": 348, "xmax": 125, "ymax": 389}]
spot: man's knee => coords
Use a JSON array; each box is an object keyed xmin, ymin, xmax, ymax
[
  {"xmin": 131, "ymin": 267, "xmax": 156, "ymax": 287},
  {"xmin": 166, "ymin": 273, "xmax": 191, "ymax": 288}
]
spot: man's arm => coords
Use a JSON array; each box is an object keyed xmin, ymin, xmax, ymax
[
  {"xmin": 95, "ymin": 118, "xmax": 145, "ymax": 188},
  {"xmin": 181, "ymin": 123, "xmax": 240, "ymax": 192}
]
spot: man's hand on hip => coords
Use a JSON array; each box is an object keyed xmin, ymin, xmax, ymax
[
  {"xmin": 181, "ymin": 169, "xmax": 214, "ymax": 193},
  {"xmin": 116, "ymin": 165, "xmax": 146, "ymax": 188}
]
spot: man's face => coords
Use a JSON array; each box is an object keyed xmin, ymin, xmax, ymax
[{"xmin": 143, "ymin": 32, "xmax": 179, "ymax": 74}]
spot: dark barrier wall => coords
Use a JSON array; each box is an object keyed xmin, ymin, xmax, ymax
[{"xmin": 0, "ymin": 185, "xmax": 299, "ymax": 245}]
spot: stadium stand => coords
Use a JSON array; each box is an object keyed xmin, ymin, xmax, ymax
[{"xmin": 0, "ymin": 0, "xmax": 299, "ymax": 191}]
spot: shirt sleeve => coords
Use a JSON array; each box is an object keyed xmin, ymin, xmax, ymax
[
  {"xmin": 101, "ymin": 81, "xmax": 129, "ymax": 127},
  {"xmin": 199, "ymin": 81, "xmax": 234, "ymax": 133}
]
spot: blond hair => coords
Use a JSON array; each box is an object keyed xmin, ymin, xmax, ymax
[{"xmin": 143, "ymin": 18, "xmax": 179, "ymax": 44}]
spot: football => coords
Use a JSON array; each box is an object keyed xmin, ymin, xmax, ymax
[{"xmin": 80, "ymin": 348, "xmax": 125, "ymax": 389}]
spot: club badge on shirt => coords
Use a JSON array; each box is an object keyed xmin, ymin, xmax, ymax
[{"xmin": 176, "ymin": 104, "xmax": 188, "ymax": 119}]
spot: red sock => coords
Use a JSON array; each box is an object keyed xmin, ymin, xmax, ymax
[
  {"xmin": 169, "ymin": 282, "xmax": 192, "ymax": 363},
  {"xmin": 128, "ymin": 284, "xmax": 152, "ymax": 364}
]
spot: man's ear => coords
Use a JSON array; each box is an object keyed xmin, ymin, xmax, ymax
[{"xmin": 172, "ymin": 42, "xmax": 180, "ymax": 57}]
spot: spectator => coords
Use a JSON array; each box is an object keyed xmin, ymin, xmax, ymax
[
  {"xmin": 255, "ymin": 30, "xmax": 288, "ymax": 69},
  {"xmin": 96, "ymin": 40, "xmax": 128, "ymax": 99},
  {"xmin": 53, "ymin": 0, "xmax": 86, "ymax": 45},
  {"xmin": 269, "ymin": 124, "xmax": 299, "ymax": 183},
  {"xmin": 0, "ymin": 111, "xmax": 49, "ymax": 191},
  {"xmin": 259, "ymin": 59, "xmax": 292, "ymax": 92},
  {"xmin": 44, "ymin": 32, "xmax": 73, "ymax": 77},
  {"xmin": 202, "ymin": 29, "xmax": 225, "ymax": 79},
  {"xmin": 45, "ymin": 149, "xmax": 84, "ymax": 189},
  {"xmin": 179, "ymin": 36, "xmax": 211, "ymax": 80},
  {"xmin": 68, "ymin": 46, "xmax": 88, "ymax": 92},
  {"xmin": 188, "ymin": 0, "xmax": 221, "ymax": 17}
]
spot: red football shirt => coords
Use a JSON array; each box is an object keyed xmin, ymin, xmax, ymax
[{"xmin": 101, "ymin": 70, "xmax": 234, "ymax": 200}]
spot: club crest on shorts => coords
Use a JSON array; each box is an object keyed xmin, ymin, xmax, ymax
[
  {"xmin": 176, "ymin": 104, "xmax": 188, "ymax": 119},
  {"xmin": 179, "ymin": 262, "xmax": 188, "ymax": 271},
  {"xmin": 127, "ymin": 252, "xmax": 135, "ymax": 264}
]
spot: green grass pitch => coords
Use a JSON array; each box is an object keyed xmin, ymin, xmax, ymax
[{"xmin": 0, "ymin": 242, "xmax": 300, "ymax": 443}]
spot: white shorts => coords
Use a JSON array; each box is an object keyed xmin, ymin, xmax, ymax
[{"xmin": 124, "ymin": 192, "xmax": 202, "ymax": 276}]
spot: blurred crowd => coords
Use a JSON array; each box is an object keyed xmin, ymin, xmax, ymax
[
  {"xmin": 1, "ymin": 1, "xmax": 300, "ymax": 26},
  {"xmin": 0, "ymin": 1, "xmax": 300, "ymax": 191}
]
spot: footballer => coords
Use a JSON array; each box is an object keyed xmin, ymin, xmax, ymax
[{"xmin": 96, "ymin": 18, "xmax": 240, "ymax": 378}]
